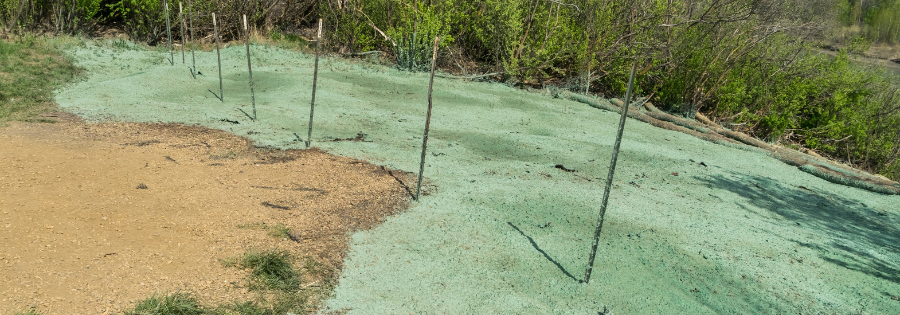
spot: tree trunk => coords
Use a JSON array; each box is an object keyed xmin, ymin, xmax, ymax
[
  {"xmin": 4, "ymin": 0, "xmax": 27, "ymax": 36},
  {"xmin": 516, "ymin": 0, "xmax": 541, "ymax": 60}
]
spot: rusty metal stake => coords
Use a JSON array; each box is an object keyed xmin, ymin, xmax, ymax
[
  {"xmin": 243, "ymin": 15, "xmax": 256, "ymax": 121},
  {"xmin": 584, "ymin": 61, "xmax": 637, "ymax": 284},
  {"xmin": 415, "ymin": 36, "xmax": 441, "ymax": 201},
  {"xmin": 306, "ymin": 18, "xmax": 323, "ymax": 148},
  {"xmin": 179, "ymin": 1, "xmax": 185, "ymax": 63}
]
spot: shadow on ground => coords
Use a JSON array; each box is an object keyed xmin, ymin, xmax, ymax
[
  {"xmin": 698, "ymin": 172, "xmax": 900, "ymax": 284},
  {"xmin": 507, "ymin": 222, "xmax": 581, "ymax": 283}
]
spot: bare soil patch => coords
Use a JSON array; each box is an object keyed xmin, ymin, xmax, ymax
[{"xmin": 0, "ymin": 116, "xmax": 412, "ymax": 314}]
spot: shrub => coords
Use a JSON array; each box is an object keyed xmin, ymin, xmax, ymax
[
  {"xmin": 106, "ymin": 0, "xmax": 165, "ymax": 43},
  {"xmin": 1, "ymin": 0, "xmax": 101, "ymax": 34}
]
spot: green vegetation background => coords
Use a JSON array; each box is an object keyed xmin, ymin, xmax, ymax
[
  {"xmin": 838, "ymin": 0, "xmax": 900, "ymax": 44},
  {"xmin": 1, "ymin": 0, "xmax": 899, "ymax": 181}
]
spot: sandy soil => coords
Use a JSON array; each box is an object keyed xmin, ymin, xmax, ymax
[{"xmin": 0, "ymin": 114, "xmax": 411, "ymax": 314}]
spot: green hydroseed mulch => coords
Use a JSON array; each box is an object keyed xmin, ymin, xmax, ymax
[{"xmin": 55, "ymin": 39, "xmax": 900, "ymax": 314}]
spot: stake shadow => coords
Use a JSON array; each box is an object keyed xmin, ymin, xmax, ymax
[
  {"xmin": 381, "ymin": 166, "xmax": 414, "ymax": 199},
  {"xmin": 237, "ymin": 108, "xmax": 255, "ymax": 121},
  {"xmin": 507, "ymin": 222, "xmax": 581, "ymax": 283},
  {"xmin": 207, "ymin": 89, "xmax": 223, "ymax": 102},
  {"xmin": 697, "ymin": 172, "xmax": 900, "ymax": 284}
]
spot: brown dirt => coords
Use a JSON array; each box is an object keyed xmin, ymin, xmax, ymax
[{"xmin": 0, "ymin": 114, "xmax": 413, "ymax": 314}]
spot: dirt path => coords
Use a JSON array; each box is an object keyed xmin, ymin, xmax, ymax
[{"xmin": 0, "ymin": 115, "xmax": 411, "ymax": 314}]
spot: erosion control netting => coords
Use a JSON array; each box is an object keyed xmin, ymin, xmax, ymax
[{"xmin": 55, "ymin": 40, "xmax": 900, "ymax": 314}]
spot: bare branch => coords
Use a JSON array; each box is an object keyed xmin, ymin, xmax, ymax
[
  {"xmin": 545, "ymin": 0, "xmax": 581, "ymax": 13},
  {"xmin": 356, "ymin": 7, "xmax": 395, "ymax": 46}
]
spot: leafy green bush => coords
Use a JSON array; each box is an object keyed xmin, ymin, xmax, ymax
[
  {"xmin": 106, "ymin": 0, "xmax": 165, "ymax": 43},
  {"xmin": 706, "ymin": 47, "xmax": 900, "ymax": 180},
  {"xmin": 1, "ymin": 0, "xmax": 101, "ymax": 33},
  {"xmin": 839, "ymin": 0, "xmax": 900, "ymax": 43},
  {"xmin": 321, "ymin": 0, "xmax": 515, "ymax": 71}
]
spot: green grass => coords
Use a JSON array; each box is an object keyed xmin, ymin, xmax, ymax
[
  {"xmin": 238, "ymin": 250, "xmax": 302, "ymax": 292},
  {"xmin": 214, "ymin": 294, "xmax": 306, "ymax": 315},
  {"xmin": 11, "ymin": 310, "xmax": 42, "ymax": 315},
  {"xmin": 218, "ymin": 250, "xmax": 310, "ymax": 313},
  {"xmin": 0, "ymin": 35, "xmax": 78, "ymax": 123},
  {"xmin": 124, "ymin": 292, "xmax": 206, "ymax": 315},
  {"xmin": 123, "ymin": 252, "xmax": 331, "ymax": 314},
  {"xmin": 265, "ymin": 224, "xmax": 291, "ymax": 239}
]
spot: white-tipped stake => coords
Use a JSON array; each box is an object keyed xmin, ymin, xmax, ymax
[
  {"xmin": 209, "ymin": 13, "xmax": 223, "ymax": 102},
  {"xmin": 243, "ymin": 14, "xmax": 257, "ymax": 121}
]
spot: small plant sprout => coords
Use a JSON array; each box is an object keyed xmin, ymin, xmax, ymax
[
  {"xmin": 415, "ymin": 36, "xmax": 441, "ymax": 201},
  {"xmin": 306, "ymin": 18, "xmax": 323, "ymax": 148}
]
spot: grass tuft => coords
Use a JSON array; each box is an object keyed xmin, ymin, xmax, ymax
[
  {"xmin": 237, "ymin": 222, "xmax": 293, "ymax": 240},
  {"xmin": 216, "ymin": 294, "xmax": 306, "ymax": 315},
  {"xmin": 124, "ymin": 292, "xmax": 206, "ymax": 315},
  {"xmin": 237, "ymin": 250, "xmax": 302, "ymax": 292},
  {"xmin": 266, "ymin": 224, "xmax": 291, "ymax": 239}
]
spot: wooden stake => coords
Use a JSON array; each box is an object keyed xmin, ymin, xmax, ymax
[
  {"xmin": 244, "ymin": 15, "xmax": 256, "ymax": 121},
  {"xmin": 306, "ymin": 18, "xmax": 323, "ymax": 148},
  {"xmin": 209, "ymin": 13, "xmax": 223, "ymax": 102},
  {"xmin": 188, "ymin": 0, "xmax": 195, "ymax": 77},
  {"xmin": 584, "ymin": 33, "xmax": 595, "ymax": 95},
  {"xmin": 164, "ymin": 0, "xmax": 173, "ymax": 65},
  {"xmin": 583, "ymin": 61, "xmax": 637, "ymax": 284},
  {"xmin": 179, "ymin": 1, "xmax": 185, "ymax": 63},
  {"xmin": 415, "ymin": 36, "xmax": 441, "ymax": 201}
]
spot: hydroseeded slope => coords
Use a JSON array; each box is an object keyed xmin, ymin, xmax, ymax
[{"xmin": 55, "ymin": 40, "xmax": 900, "ymax": 314}]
